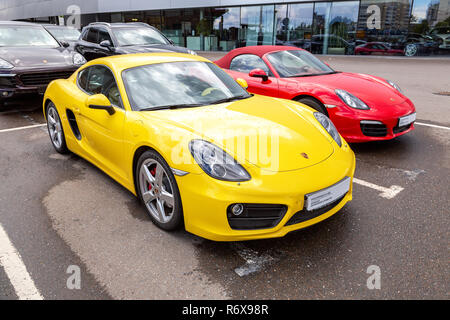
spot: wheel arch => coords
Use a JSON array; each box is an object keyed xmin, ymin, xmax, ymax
[
  {"xmin": 292, "ymin": 94, "xmax": 329, "ymax": 116},
  {"xmin": 43, "ymin": 98, "xmax": 53, "ymax": 119},
  {"xmin": 131, "ymin": 144, "xmax": 185, "ymax": 230},
  {"xmin": 132, "ymin": 145, "xmax": 157, "ymax": 195}
]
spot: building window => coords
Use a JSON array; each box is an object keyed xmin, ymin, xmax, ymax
[
  {"xmin": 357, "ymin": 0, "xmax": 412, "ymax": 54},
  {"xmin": 313, "ymin": 1, "xmax": 359, "ymax": 55},
  {"xmin": 275, "ymin": 3, "xmax": 314, "ymax": 47},
  {"xmin": 410, "ymin": 0, "xmax": 450, "ymax": 55},
  {"xmin": 213, "ymin": 7, "xmax": 240, "ymax": 51},
  {"xmin": 239, "ymin": 5, "xmax": 275, "ymax": 47},
  {"xmin": 59, "ymin": 1, "xmax": 449, "ymax": 55},
  {"xmin": 162, "ymin": 9, "xmax": 186, "ymax": 47}
]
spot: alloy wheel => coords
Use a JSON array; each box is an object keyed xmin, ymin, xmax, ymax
[
  {"xmin": 404, "ymin": 44, "xmax": 417, "ymax": 57},
  {"xmin": 139, "ymin": 158, "xmax": 176, "ymax": 224},
  {"xmin": 47, "ymin": 105, "xmax": 63, "ymax": 149}
]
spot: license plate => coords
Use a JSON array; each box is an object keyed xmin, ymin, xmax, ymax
[
  {"xmin": 398, "ymin": 112, "xmax": 416, "ymax": 127},
  {"xmin": 305, "ymin": 177, "xmax": 351, "ymax": 211}
]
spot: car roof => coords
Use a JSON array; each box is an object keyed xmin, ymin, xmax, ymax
[
  {"xmin": 215, "ymin": 45, "xmax": 304, "ymax": 68},
  {"xmin": 44, "ymin": 24, "xmax": 77, "ymax": 29},
  {"xmin": 87, "ymin": 22, "xmax": 152, "ymax": 29},
  {"xmin": 84, "ymin": 52, "xmax": 210, "ymax": 72},
  {"xmin": 226, "ymin": 45, "xmax": 304, "ymax": 57},
  {"xmin": 0, "ymin": 21, "xmax": 43, "ymax": 27}
]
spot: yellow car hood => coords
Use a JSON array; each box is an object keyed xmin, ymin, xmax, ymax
[{"xmin": 140, "ymin": 95, "xmax": 334, "ymax": 172}]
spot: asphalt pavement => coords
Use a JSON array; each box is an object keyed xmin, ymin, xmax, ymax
[{"xmin": 0, "ymin": 56, "xmax": 448, "ymax": 300}]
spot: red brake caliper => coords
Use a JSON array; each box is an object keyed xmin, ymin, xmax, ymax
[{"xmin": 148, "ymin": 167, "xmax": 156, "ymax": 191}]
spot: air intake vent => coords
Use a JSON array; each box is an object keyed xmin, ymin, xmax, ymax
[
  {"xmin": 20, "ymin": 71, "xmax": 73, "ymax": 86},
  {"xmin": 285, "ymin": 195, "xmax": 346, "ymax": 226},
  {"xmin": 393, "ymin": 123, "xmax": 412, "ymax": 134},
  {"xmin": 227, "ymin": 204, "xmax": 287, "ymax": 230},
  {"xmin": 360, "ymin": 121, "xmax": 387, "ymax": 137}
]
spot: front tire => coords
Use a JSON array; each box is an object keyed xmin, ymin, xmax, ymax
[
  {"xmin": 46, "ymin": 102, "xmax": 69, "ymax": 154},
  {"xmin": 136, "ymin": 150, "xmax": 183, "ymax": 231}
]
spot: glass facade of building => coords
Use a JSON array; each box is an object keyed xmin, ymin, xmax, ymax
[{"xmin": 59, "ymin": 0, "xmax": 449, "ymax": 56}]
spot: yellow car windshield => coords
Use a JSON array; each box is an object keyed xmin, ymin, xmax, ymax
[{"xmin": 122, "ymin": 61, "xmax": 250, "ymax": 111}]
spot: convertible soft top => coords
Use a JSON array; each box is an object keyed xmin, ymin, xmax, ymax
[{"xmin": 215, "ymin": 45, "xmax": 303, "ymax": 68}]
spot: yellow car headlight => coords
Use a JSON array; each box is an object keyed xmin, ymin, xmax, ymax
[
  {"xmin": 314, "ymin": 112, "xmax": 342, "ymax": 147},
  {"xmin": 189, "ymin": 140, "xmax": 251, "ymax": 182}
]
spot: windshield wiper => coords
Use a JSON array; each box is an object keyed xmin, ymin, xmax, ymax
[
  {"xmin": 209, "ymin": 94, "xmax": 252, "ymax": 105},
  {"xmin": 138, "ymin": 95, "xmax": 251, "ymax": 111},
  {"xmin": 139, "ymin": 103, "xmax": 204, "ymax": 111}
]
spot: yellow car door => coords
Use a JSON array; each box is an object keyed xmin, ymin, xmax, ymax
[{"xmin": 75, "ymin": 65, "xmax": 127, "ymax": 183}]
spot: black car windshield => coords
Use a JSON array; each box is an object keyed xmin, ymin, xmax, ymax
[
  {"xmin": 123, "ymin": 61, "xmax": 251, "ymax": 111},
  {"xmin": 113, "ymin": 27, "xmax": 169, "ymax": 46},
  {"xmin": 266, "ymin": 50, "xmax": 335, "ymax": 78},
  {"xmin": 0, "ymin": 26, "xmax": 60, "ymax": 47},
  {"xmin": 46, "ymin": 27, "xmax": 80, "ymax": 41}
]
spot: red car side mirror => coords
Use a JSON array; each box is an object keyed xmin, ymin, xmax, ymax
[{"xmin": 249, "ymin": 68, "xmax": 269, "ymax": 82}]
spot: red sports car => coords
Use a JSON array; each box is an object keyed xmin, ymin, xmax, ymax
[
  {"xmin": 355, "ymin": 42, "xmax": 404, "ymax": 56},
  {"xmin": 215, "ymin": 46, "xmax": 416, "ymax": 143}
]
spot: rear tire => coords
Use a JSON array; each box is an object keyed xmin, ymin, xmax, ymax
[
  {"xmin": 46, "ymin": 102, "xmax": 69, "ymax": 154},
  {"xmin": 135, "ymin": 150, "xmax": 183, "ymax": 231},
  {"xmin": 295, "ymin": 97, "xmax": 328, "ymax": 115}
]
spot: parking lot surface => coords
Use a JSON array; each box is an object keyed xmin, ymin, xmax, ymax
[{"xmin": 0, "ymin": 56, "xmax": 449, "ymax": 299}]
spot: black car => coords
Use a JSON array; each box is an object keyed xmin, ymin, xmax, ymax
[
  {"xmin": 0, "ymin": 21, "xmax": 86, "ymax": 107},
  {"xmin": 75, "ymin": 22, "xmax": 196, "ymax": 61},
  {"xmin": 307, "ymin": 35, "xmax": 355, "ymax": 55},
  {"xmin": 280, "ymin": 34, "xmax": 355, "ymax": 55},
  {"xmin": 392, "ymin": 33, "xmax": 440, "ymax": 56}
]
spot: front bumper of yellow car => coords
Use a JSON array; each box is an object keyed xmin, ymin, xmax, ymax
[{"xmin": 176, "ymin": 143, "xmax": 355, "ymax": 241}]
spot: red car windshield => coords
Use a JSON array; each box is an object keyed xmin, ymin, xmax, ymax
[{"xmin": 266, "ymin": 50, "xmax": 335, "ymax": 78}]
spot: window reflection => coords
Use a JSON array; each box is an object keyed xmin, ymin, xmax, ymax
[
  {"xmin": 275, "ymin": 3, "xmax": 313, "ymax": 48},
  {"xmin": 239, "ymin": 5, "xmax": 274, "ymax": 47},
  {"xmin": 358, "ymin": 0, "xmax": 413, "ymax": 54},
  {"xmin": 213, "ymin": 7, "xmax": 240, "ymax": 51},
  {"xmin": 312, "ymin": 2, "xmax": 359, "ymax": 55},
  {"xmin": 96, "ymin": 1, "xmax": 450, "ymax": 56},
  {"xmin": 230, "ymin": 54, "xmax": 270, "ymax": 74},
  {"xmin": 411, "ymin": 0, "xmax": 450, "ymax": 54}
]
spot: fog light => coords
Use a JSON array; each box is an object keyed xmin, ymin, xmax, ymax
[{"xmin": 231, "ymin": 204, "xmax": 244, "ymax": 216}]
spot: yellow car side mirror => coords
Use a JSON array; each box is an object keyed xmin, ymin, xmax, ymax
[
  {"xmin": 87, "ymin": 94, "xmax": 115, "ymax": 115},
  {"xmin": 236, "ymin": 78, "xmax": 248, "ymax": 90}
]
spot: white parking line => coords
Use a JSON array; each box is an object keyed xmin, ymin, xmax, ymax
[
  {"xmin": 0, "ymin": 224, "xmax": 43, "ymax": 300},
  {"xmin": 415, "ymin": 122, "xmax": 450, "ymax": 131},
  {"xmin": 0, "ymin": 123, "xmax": 46, "ymax": 133},
  {"xmin": 353, "ymin": 178, "xmax": 404, "ymax": 199}
]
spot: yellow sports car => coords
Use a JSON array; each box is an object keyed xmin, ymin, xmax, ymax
[{"xmin": 43, "ymin": 53, "xmax": 355, "ymax": 241}]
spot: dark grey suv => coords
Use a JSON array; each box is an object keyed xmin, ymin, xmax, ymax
[{"xmin": 75, "ymin": 22, "xmax": 196, "ymax": 61}]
